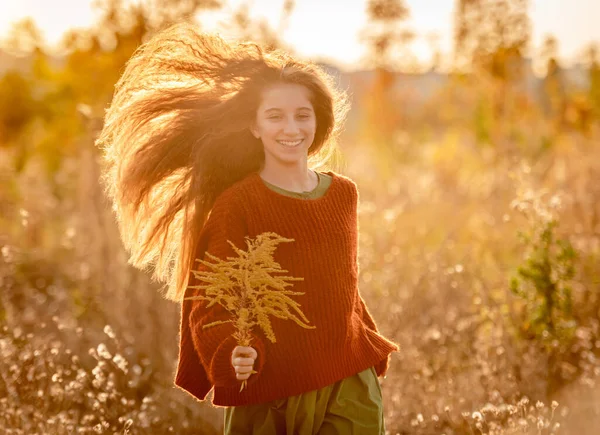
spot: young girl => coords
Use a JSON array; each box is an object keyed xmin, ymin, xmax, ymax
[{"xmin": 97, "ymin": 22, "xmax": 399, "ymax": 434}]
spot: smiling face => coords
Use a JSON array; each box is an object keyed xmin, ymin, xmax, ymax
[{"xmin": 251, "ymin": 83, "xmax": 317, "ymax": 167}]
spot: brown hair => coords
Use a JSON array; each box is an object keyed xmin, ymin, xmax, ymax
[{"xmin": 96, "ymin": 22, "xmax": 349, "ymax": 301}]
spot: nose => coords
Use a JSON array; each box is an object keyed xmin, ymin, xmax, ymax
[{"xmin": 282, "ymin": 117, "xmax": 300, "ymax": 135}]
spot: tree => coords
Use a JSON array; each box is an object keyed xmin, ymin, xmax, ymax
[
  {"xmin": 587, "ymin": 44, "xmax": 600, "ymax": 121},
  {"xmin": 454, "ymin": 0, "xmax": 530, "ymax": 81},
  {"xmin": 90, "ymin": 0, "xmax": 221, "ymax": 36},
  {"xmin": 2, "ymin": 18, "xmax": 45, "ymax": 56},
  {"xmin": 224, "ymin": 1, "xmax": 293, "ymax": 51},
  {"xmin": 539, "ymin": 35, "xmax": 564, "ymax": 120},
  {"xmin": 359, "ymin": 0, "xmax": 412, "ymax": 171},
  {"xmin": 361, "ymin": 0, "xmax": 413, "ymax": 70},
  {"xmin": 0, "ymin": 72, "xmax": 35, "ymax": 148},
  {"xmin": 427, "ymin": 32, "xmax": 443, "ymax": 72}
]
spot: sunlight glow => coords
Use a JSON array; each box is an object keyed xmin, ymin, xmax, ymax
[{"xmin": 0, "ymin": 0, "xmax": 599, "ymax": 70}]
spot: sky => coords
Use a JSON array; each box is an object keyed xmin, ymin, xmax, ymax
[{"xmin": 0, "ymin": 0, "xmax": 598, "ymax": 71}]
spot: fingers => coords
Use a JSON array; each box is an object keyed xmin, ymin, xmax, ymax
[
  {"xmin": 232, "ymin": 357, "xmax": 255, "ymax": 367},
  {"xmin": 235, "ymin": 367, "xmax": 257, "ymax": 380},
  {"xmin": 233, "ymin": 364, "xmax": 254, "ymax": 373},
  {"xmin": 233, "ymin": 364, "xmax": 254, "ymax": 380},
  {"xmin": 233, "ymin": 346, "xmax": 257, "ymax": 360},
  {"xmin": 236, "ymin": 372, "xmax": 251, "ymax": 381},
  {"xmin": 231, "ymin": 346, "xmax": 258, "ymax": 382}
]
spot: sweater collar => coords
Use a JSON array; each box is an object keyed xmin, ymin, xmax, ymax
[{"xmin": 250, "ymin": 170, "xmax": 339, "ymax": 204}]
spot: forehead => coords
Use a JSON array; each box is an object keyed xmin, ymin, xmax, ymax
[{"xmin": 258, "ymin": 83, "xmax": 313, "ymax": 111}]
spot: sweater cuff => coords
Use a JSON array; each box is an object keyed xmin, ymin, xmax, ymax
[
  {"xmin": 374, "ymin": 354, "xmax": 391, "ymax": 378},
  {"xmin": 209, "ymin": 333, "xmax": 267, "ymax": 388}
]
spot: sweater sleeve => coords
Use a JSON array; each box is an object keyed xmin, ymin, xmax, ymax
[
  {"xmin": 179, "ymin": 191, "xmax": 267, "ymax": 393},
  {"xmin": 355, "ymin": 295, "xmax": 391, "ymax": 377},
  {"xmin": 192, "ymin": 192, "xmax": 267, "ymax": 388}
]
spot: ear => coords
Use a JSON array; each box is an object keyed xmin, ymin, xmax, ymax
[{"xmin": 249, "ymin": 124, "xmax": 260, "ymax": 139}]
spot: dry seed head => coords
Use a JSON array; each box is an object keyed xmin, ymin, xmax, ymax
[
  {"xmin": 97, "ymin": 343, "xmax": 112, "ymax": 359},
  {"xmin": 188, "ymin": 232, "xmax": 314, "ymax": 346},
  {"xmin": 103, "ymin": 325, "xmax": 116, "ymax": 339},
  {"xmin": 112, "ymin": 354, "xmax": 128, "ymax": 373}
]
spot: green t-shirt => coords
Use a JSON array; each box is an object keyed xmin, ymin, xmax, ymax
[{"xmin": 260, "ymin": 171, "xmax": 332, "ymax": 199}]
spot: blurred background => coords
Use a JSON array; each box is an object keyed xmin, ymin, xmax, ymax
[{"xmin": 1, "ymin": 0, "xmax": 599, "ymax": 433}]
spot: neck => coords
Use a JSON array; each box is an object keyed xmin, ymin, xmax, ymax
[{"xmin": 259, "ymin": 160, "xmax": 318, "ymax": 192}]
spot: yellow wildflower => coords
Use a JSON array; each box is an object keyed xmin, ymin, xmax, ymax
[{"xmin": 186, "ymin": 232, "xmax": 315, "ymax": 391}]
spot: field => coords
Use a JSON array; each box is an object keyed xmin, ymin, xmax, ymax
[{"xmin": 1, "ymin": 1, "xmax": 600, "ymax": 433}]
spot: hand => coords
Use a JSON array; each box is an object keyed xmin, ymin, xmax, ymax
[{"xmin": 231, "ymin": 346, "xmax": 257, "ymax": 381}]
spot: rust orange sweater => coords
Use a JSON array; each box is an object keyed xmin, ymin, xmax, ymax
[{"xmin": 174, "ymin": 171, "xmax": 399, "ymax": 407}]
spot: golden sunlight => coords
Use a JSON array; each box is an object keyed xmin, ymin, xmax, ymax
[{"xmin": 1, "ymin": 0, "xmax": 599, "ymax": 69}]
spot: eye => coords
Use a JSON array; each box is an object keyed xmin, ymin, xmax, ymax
[
  {"xmin": 297, "ymin": 114, "xmax": 310, "ymax": 119},
  {"xmin": 267, "ymin": 115, "xmax": 282, "ymax": 120}
]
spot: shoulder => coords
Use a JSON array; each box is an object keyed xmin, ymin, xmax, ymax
[
  {"xmin": 327, "ymin": 171, "xmax": 359, "ymax": 200},
  {"xmin": 212, "ymin": 172, "xmax": 257, "ymax": 210},
  {"xmin": 328, "ymin": 170, "xmax": 357, "ymax": 189},
  {"xmin": 207, "ymin": 176, "xmax": 255, "ymax": 228}
]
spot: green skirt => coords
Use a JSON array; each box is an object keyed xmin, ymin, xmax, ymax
[{"xmin": 223, "ymin": 366, "xmax": 385, "ymax": 434}]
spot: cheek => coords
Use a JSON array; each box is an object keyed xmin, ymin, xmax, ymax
[
  {"xmin": 255, "ymin": 121, "xmax": 274, "ymax": 138},
  {"xmin": 302, "ymin": 118, "xmax": 316, "ymax": 133},
  {"xmin": 262, "ymin": 124, "xmax": 279, "ymax": 139}
]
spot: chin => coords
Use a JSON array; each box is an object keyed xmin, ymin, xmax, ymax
[
  {"xmin": 278, "ymin": 156, "xmax": 305, "ymax": 164},
  {"xmin": 264, "ymin": 150, "xmax": 304, "ymax": 162}
]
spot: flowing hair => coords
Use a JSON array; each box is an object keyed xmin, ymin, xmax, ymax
[{"xmin": 96, "ymin": 22, "xmax": 349, "ymax": 301}]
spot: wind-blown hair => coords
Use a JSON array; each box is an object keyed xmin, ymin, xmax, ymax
[{"xmin": 96, "ymin": 22, "xmax": 349, "ymax": 301}]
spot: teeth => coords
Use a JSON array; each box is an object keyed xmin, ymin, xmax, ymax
[{"xmin": 278, "ymin": 139, "xmax": 303, "ymax": 147}]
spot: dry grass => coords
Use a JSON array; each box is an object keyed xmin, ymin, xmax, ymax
[{"xmin": 1, "ymin": 76, "xmax": 600, "ymax": 433}]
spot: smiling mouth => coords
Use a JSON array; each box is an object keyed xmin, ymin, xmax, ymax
[{"xmin": 277, "ymin": 139, "xmax": 304, "ymax": 147}]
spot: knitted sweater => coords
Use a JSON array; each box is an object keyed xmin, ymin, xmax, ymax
[{"xmin": 174, "ymin": 170, "xmax": 399, "ymax": 407}]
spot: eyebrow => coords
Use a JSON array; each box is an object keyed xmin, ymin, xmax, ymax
[{"xmin": 263, "ymin": 107, "xmax": 314, "ymax": 114}]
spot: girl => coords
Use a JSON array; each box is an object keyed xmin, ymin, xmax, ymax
[{"xmin": 97, "ymin": 22, "xmax": 399, "ymax": 434}]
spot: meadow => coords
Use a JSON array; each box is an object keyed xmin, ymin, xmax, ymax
[{"xmin": 1, "ymin": 1, "xmax": 599, "ymax": 433}]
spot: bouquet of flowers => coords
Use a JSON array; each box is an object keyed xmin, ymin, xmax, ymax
[{"xmin": 186, "ymin": 232, "xmax": 315, "ymax": 391}]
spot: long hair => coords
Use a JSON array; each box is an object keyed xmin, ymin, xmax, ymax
[{"xmin": 96, "ymin": 22, "xmax": 349, "ymax": 301}]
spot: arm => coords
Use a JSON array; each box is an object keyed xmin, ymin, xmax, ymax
[
  {"xmin": 356, "ymin": 294, "xmax": 378, "ymax": 332},
  {"xmin": 182, "ymin": 191, "xmax": 266, "ymax": 390},
  {"xmin": 356, "ymin": 294, "xmax": 392, "ymax": 377}
]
